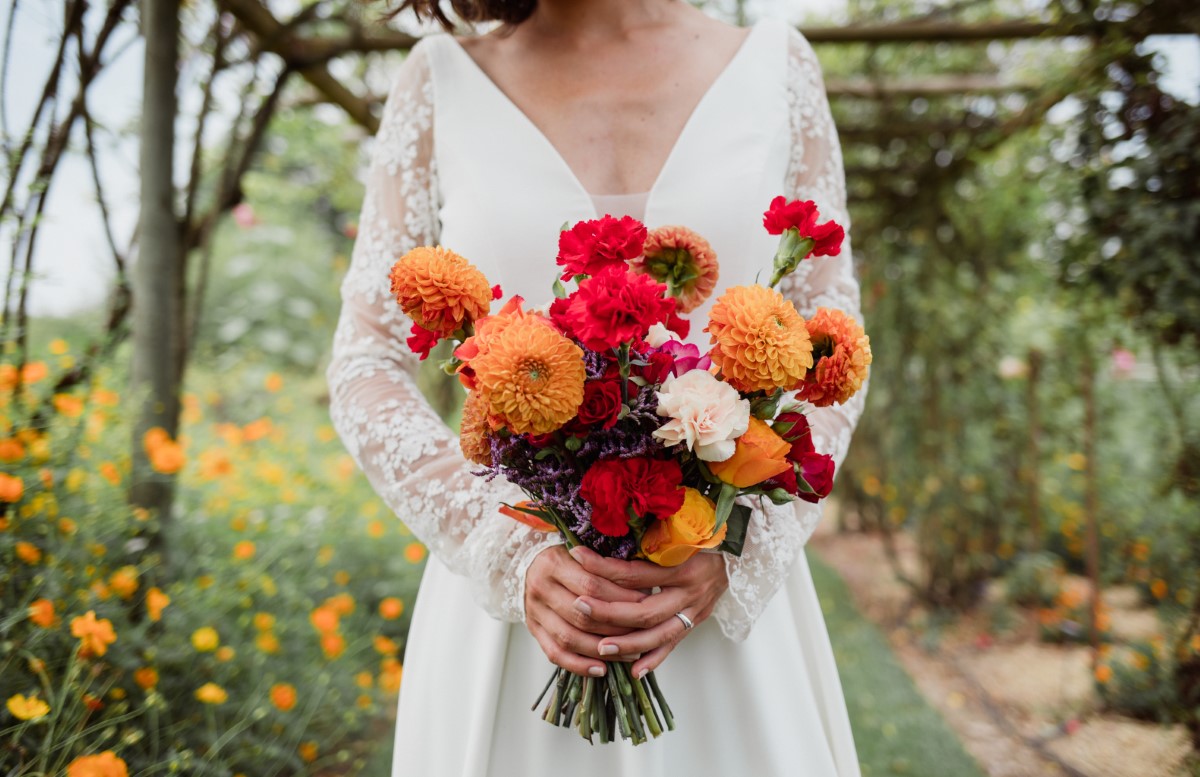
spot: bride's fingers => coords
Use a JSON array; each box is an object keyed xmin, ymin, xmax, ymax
[
  {"xmin": 544, "ymin": 585, "xmax": 631, "ymax": 637},
  {"xmin": 594, "ymin": 612, "xmax": 689, "ymax": 659},
  {"xmin": 556, "ymin": 555, "xmax": 647, "ymax": 604},
  {"xmin": 630, "ymin": 642, "xmax": 676, "ymax": 679},
  {"xmin": 569, "ymin": 546, "xmax": 677, "ymax": 591},
  {"xmin": 537, "ymin": 606, "xmax": 618, "ymax": 664},
  {"xmin": 528, "ymin": 619, "xmax": 607, "ymax": 677},
  {"xmin": 573, "ymin": 587, "xmax": 691, "ymax": 630}
]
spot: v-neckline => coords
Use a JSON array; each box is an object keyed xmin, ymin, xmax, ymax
[{"xmin": 442, "ymin": 21, "xmax": 765, "ymax": 216}]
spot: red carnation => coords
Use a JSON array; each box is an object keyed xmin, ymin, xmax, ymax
[
  {"xmin": 664, "ymin": 310, "xmax": 690, "ymax": 340},
  {"xmin": 563, "ymin": 266, "xmax": 676, "ymax": 352},
  {"xmin": 557, "ymin": 215, "xmax": 648, "ymax": 280},
  {"xmin": 580, "ymin": 457, "xmax": 685, "ymax": 537},
  {"xmin": 797, "ymin": 452, "xmax": 835, "ymax": 504},
  {"xmin": 407, "ymin": 323, "xmax": 441, "ymax": 360},
  {"xmin": 762, "ymin": 196, "xmax": 844, "ymax": 257}
]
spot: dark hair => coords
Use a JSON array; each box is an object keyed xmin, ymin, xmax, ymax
[{"xmin": 385, "ymin": 0, "xmax": 537, "ymax": 30}]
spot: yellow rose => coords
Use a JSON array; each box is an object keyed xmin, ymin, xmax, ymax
[
  {"xmin": 640, "ymin": 488, "xmax": 727, "ymax": 567},
  {"xmin": 706, "ymin": 416, "xmax": 791, "ymax": 488}
]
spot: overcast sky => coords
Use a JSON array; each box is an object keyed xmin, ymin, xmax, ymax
[{"xmin": 4, "ymin": 1, "xmax": 1197, "ymax": 318}]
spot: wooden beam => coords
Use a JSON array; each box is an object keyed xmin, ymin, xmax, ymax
[{"xmin": 827, "ymin": 74, "xmax": 1038, "ymax": 98}]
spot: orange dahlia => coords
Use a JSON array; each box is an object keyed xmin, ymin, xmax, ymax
[
  {"xmin": 472, "ymin": 317, "xmax": 585, "ymax": 435},
  {"xmin": 454, "ymin": 296, "xmax": 541, "ymax": 390},
  {"xmin": 705, "ymin": 285, "xmax": 813, "ymax": 393},
  {"xmin": 631, "ymin": 226, "xmax": 719, "ymax": 313},
  {"xmin": 389, "ymin": 246, "xmax": 493, "ymax": 336},
  {"xmin": 798, "ymin": 307, "xmax": 872, "ymax": 407},
  {"xmin": 459, "ymin": 390, "xmax": 494, "ymax": 466}
]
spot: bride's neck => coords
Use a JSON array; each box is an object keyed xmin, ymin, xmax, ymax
[{"xmin": 522, "ymin": 0, "xmax": 682, "ymax": 43}]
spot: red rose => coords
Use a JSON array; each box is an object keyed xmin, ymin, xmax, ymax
[
  {"xmin": 580, "ymin": 457, "xmax": 685, "ymax": 537},
  {"xmin": 563, "ymin": 266, "xmax": 675, "ymax": 352},
  {"xmin": 766, "ymin": 465, "xmax": 800, "ymax": 496},
  {"xmin": 407, "ymin": 323, "xmax": 440, "ymax": 360},
  {"xmin": 774, "ymin": 411, "xmax": 815, "ymax": 458},
  {"xmin": 797, "ymin": 452, "xmax": 835, "ymax": 504},
  {"xmin": 762, "ymin": 196, "xmax": 845, "ymax": 257},
  {"xmin": 638, "ymin": 351, "xmax": 676, "ymax": 385},
  {"xmin": 574, "ymin": 379, "xmax": 624, "ymax": 430},
  {"xmin": 557, "ymin": 215, "xmax": 648, "ymax": 280}
]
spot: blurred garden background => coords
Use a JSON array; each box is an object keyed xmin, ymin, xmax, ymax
[{"xmin": 1, "ymin": 0, "xmax": 1198, "ymax": 774}]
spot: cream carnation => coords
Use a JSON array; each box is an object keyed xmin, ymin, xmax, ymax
[
  {"xmin": 645, "ymin": 322, "xmax": 679, "ymax": 348},
  {"xmin": 652, "ymin": 370, "xmax": 750, "ymax": 462}
]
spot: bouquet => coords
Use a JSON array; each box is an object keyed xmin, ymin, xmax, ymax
[{"xmin": 387, "ymin": 196, "xmax": 871, "ymax": 744}]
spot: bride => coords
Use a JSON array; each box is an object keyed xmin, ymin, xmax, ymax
[{"xmin": 326, "ymin": 1, "xmax": 868, "ymax": 774}]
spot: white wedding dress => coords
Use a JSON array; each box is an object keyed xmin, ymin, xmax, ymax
[{"xmin": 327, "ymin": 19, "xmax": 867, "ymax": 777}]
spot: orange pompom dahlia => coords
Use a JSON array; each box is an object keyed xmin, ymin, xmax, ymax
[
  {"xmin": 798, "ymin": 307, "xmax": 872, "ymax": 407},
  {"xmin": 389, "ymin": 246, "xmax": 493, "ymax": 336},
  {"xmin": 705, "ymin": 285, "xmax": 813, "ymax": 393},
  {"xmin": 631, "ymin": 226, "xmax": 719, "ymax": 313},
  {"xmin": 459, "ymin": 389, "xmax": 495, "ymax": 466},
  {"xmin": 471, "ymin": 317, "xmax": 586, "ymax": 435}
]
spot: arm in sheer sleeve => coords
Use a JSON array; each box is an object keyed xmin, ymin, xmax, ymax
[
  {"xmin": 711, "ymin": 29, "xmax": 869, "ymax": 642},
  {"xmin": 326, "ymin": 43, "xmax": 562, "ymax": 623}
]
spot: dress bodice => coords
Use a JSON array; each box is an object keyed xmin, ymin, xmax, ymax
[{"xmin": 423, "ymin": 21, "xmax": 790, "ymax": 345}]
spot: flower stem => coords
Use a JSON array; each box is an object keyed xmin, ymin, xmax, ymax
[{"xmin": 647, "ymin": 670, "xmax": 675, "ymax": 731}]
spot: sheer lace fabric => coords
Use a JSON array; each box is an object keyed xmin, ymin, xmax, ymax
[
  {"xmin": 327, "ymin": 45, "xmax": 560, "ymax": 623},
  {"xmin": 327, "ymin": 28, "xmax": 866, "ymax": 640}
]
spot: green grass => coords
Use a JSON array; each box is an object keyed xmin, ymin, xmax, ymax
[{"xmin": 809, "ymin": 555, "xmax": 987, "ymax": 777}]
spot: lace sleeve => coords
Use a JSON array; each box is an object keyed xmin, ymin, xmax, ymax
[
  {"xmin": 326, "ymin": 42, "xmax": 561, "ymax": 623},
  {"xmin": 712, "ymin": 28, "xmax": 869, "ymax": 642}
]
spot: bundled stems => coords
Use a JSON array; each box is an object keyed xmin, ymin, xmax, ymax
[{"xmin": 536, "ymin": 663, "xmax": 675, "ymax": 744}]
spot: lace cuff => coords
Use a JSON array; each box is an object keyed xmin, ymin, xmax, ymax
[{"xmin": 712, "ymin": 28, "xmax": 869, "ymax": 642}]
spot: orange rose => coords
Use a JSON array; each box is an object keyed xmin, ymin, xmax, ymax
[
  {"xmin": 640, "ymin": 488, "xmax": 727, "ymax": 567},
  {"xmin": 706, "ymin": 416, "xmax": 791, "ymax": 487}
]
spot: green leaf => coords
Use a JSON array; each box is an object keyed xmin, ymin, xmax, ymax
[
  {"xmin": 717, "ymin": 504, "xmax": 751, "ymax": 557},
  {"xmin": 714, "ymin": 482, "xmax": 738, "ymax": 532},
  {"xmin": 565, "ymin": 435, "xmax": 582, "ymax": 452},
  {"xmin": 552, "ymin": 278, "xmax": 567, "ymax": 299}
]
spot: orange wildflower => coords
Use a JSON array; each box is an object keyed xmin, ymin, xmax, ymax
[
  {"xmin": 379, "ymin": 597, "xmax": 405, "ymax": 620},
  {"xmin": 53, "ymin": 394, "xmax": 85, "ymax": 418},
  {"xmin": 99, "ymin": 462, "xmax": 121, "ymax": 485},
  {"xmin": 15, "ymin": 541, "xmax": 41, "ymax": 564},
  {"xmin": 71, "ymin": 611, "xmax": 117, "ymax": 658},
  {"xmin": 404, "ymin": 542, "xmax": 427, "ymax": 564},
  {"xmin": 0, "ymin": 473, "xmax": 24, "ymax": 502},
  {"xmin": 66, "ymin": 751, "xmax": 128, "ymax": 777},
  {"xmin": 108, "ymin": 566, "xmax": 139, "ymax": 599},
  {"xmin": 243, "ymin": 418, "xmax": 273, "ymax": 442},
  {"xmin": 29, "ymin": 598, "xmax": 56, "ymax": 628},
  {"xmin": 298, "ymin": 742, "xmax": 319, "ymax": 763},
  {"xmin": 0, "ymin": 437, "xmax": 23, "ymax": 461},
  {"xmin": 705, "ymin": 285, "xmax": 813, "ymax": 393},
  {"xmin": 459, "ymin": 389, "xmax": 495, "ymax": 466},
  {"xmin": 145, "ymin": 587, "xmax": 169, "ymax": 622},
  {"xmin": 232, "ymin": 541, "xmax": 255, "ymax": 560},
  {"xmin": 1094, "ymin": 664, "xmax": 1112, "ymax": 684},
  {"xmin": 264, "ymin": 372, "xmax": 283, "ymax": 392},
  {"xmin": 379, "ymin": 658, "xmax": 403, "ymax": 694},
  {"xmin": 389, "ymin": 245, "xmax": 493, "ymax": 336},
  {"xmin": 321, "ymin": 632, "xmax": 346, "ymax": 659},
  {"xmin": 270, "ymin": 683, "xmax": 297, "ymax": 712},
  {"xmin": 471, "ymin": 316, "xmax": 586, "ymax": 434},
  {"xmin": 143, "ymin": 428, "xmax": 185, "ymax": 475},
  {"xmin": 310, "ymin": 606, "xmax": 339, "ymax": 633},
  {"xmin": 195, "ymin": 683, "xmax": 228, "ymax": 704},
  {"xmin": 253, "ymin": 612, "xmax": 276, "ymax": 631},
  {"xmin": 326, "ymin": 593, "xmax": 355, "ymax": 615},
  {"xmin": 631, "ymin": 225, "xmax": 719, "ymax": 313},
  {"xmin": 374, "ymin": 635, "xmax": 399, "ymax": 654},
  {"xmin": 797, "ymin": 307, "xmax": 872, "ymax": 407},
  {"xmin": 199, "ymin": 449, "xmax": 233, "ymax": 479},
  {"xmin": 21, "ymin": 362, "xmax": 49, "ymax": 384},
  {"xmin": 255, "ymin": 632, "xmax": 281, "ymax": 654},
  {"xmin": 134, "ymin": 667, "xmax": 158, "ymax": 690},
  {"xmin": 1151, "ymin": 579, "xmax": 1168, "ymax": 599}
]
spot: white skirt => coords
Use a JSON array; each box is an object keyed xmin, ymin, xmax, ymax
[{"xmin": 392, "ymin": 549, "xmax": 861, "ymax": 777}]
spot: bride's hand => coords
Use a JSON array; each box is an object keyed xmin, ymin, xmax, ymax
[
  {"xmin": 566, "ymin": 545, "xmax": 728, "ymax": 680},
  {"xmin": 524, "ymin": 545, "xmax": 647, "ymax": 677}
]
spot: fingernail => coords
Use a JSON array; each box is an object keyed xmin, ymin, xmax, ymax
[
  {"xmin": 568, "ymin": 547, "xmax": 585, "ymax": 562},
  {"xmin": 636, "ymin": 667, "xmax": 649, "ymax": 679},
  {"xmin": 619, "ymin": 654, "xmax": 642, "ymax": 662},
  {"xmin": 599, "ymin": 644, "xmax": 619, "ymax": 656},
  {"xmin": 573, "ymin": 598, "xmax": 592, "ymax": 617},
  {"xmin": 588, "ymin": 665, "xmax": 606, "ymax": 677}
]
